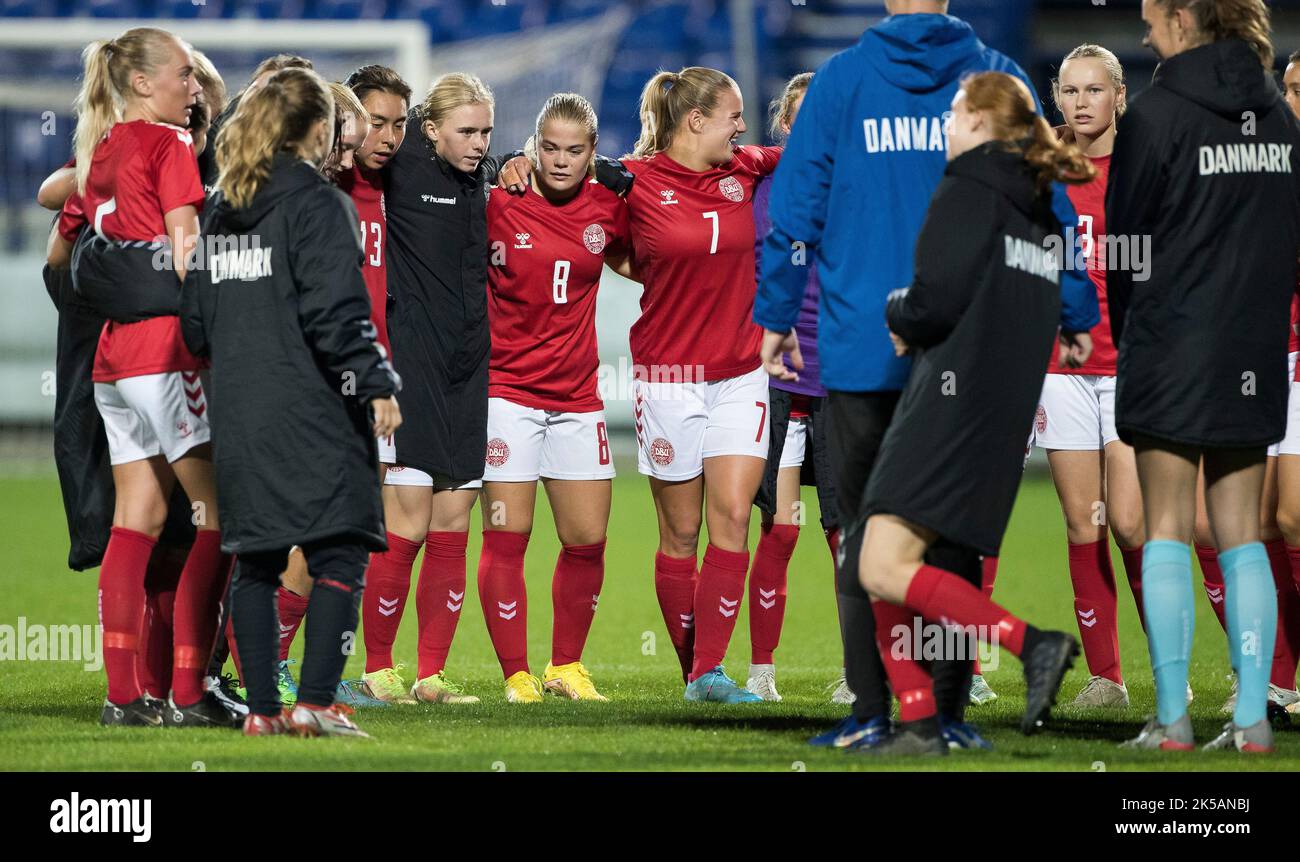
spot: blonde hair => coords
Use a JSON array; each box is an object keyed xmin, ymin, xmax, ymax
[
  {"xmin": 629, "ymin": 67, "xmax": 738, "ymax": 159},
  {"xmin": 329, "ymin": 80, "xmax": 370, "ymax": 140},
  {"xmin": 420, "ymin": 72, "xmax": 494, "ymax": 128},
  {"xmin": 961, "ymin": 72, "xmax": 1096, "ymax": 192},
  {"xmin": 215, "ymin": 68, "xmax": 333, "ymax": 209},
  {"xmin": 1155, "ymin": 0, "xmax": 1273, "ymax": 69},
  {"xmin": 72, "ymin": 27, "xmax": 183, "ymax": 194},
  {"xmin": 1051, "ymin": 44, "xmax": 1126, "ymax": 120},
  {"xmin": 524, "ymin": 92, "xmax": 599, "ymax": 177},
  {"xmin": 768, "ymin": 72, "xmax": 812, "ymax": 141},
  {"xmin": 192, "ymin": 49, "xmax": 227, "ymax": 121}
]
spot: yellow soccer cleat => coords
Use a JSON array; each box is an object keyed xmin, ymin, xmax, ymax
[
  {"xmin": 543, "ymin": 661, "xmax": 608, "ymax": 701},
  {"xmin": 411, "ymin": 671, "xmax": 480, "ymax": 704},
  {"xmin": 504, "ymin": 671, "xmax": 545, "ymax": 703},
  {"xmin": 360, "ymin": 664, "xmax": 418, "ymax": 705}
]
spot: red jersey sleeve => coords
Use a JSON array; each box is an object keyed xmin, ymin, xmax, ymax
[
  {"xmin": 736, "ymin": 144, "xmax": 782, "ymax": 178},
  {"xmin": 152, "ymin": 129, "xmax": 205, "ymax": 216},
  {"xmin": 58, "ymin": 191, "xmax": 87, "ymax": 243}
]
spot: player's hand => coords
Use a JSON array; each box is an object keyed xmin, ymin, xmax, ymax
[
  {"xmin": 1058, "ymin": 331, "xmax": 1093, "ymax": 369},
  {"xmin": 761, "ymin": 328, "xmax": 802, "ymax": 382},
  {"xmin": 498, "ymin": 156, "xmax": 533, "ymax": 194},
  {"xmin": 369, "ymin": 396, "xmax": 402, "ymax": 438},
  {"xmin": 888, "ymin": 329, "xmax": 910, "ymax": 357}
]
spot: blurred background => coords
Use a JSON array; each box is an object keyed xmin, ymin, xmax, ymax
[{"xmin": 3, "ymin": 0, "xmax": 1300, "ymax": 470}]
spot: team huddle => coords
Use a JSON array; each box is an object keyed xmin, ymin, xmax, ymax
[{"xmin": 37, "ymin": 0, "xmax": 1300, "ymax": 755}]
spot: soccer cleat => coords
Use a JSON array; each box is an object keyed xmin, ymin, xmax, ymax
[
  {"xmin": 335, "ymin": 679, "xmax": 391, "ymax": 708},
  {"xmin": 684, "ymin": 666, "xmax": 764, "ymax": 703},
  {"xmin": 1070, "ymin": 675, "xmax": 1130, "ymax": 708},
  {"xmin": 289, "ymin": 702, "xmax": 370, "ymax": 738},
  {"xmin": 856, "ymin": 721, "xmax": 948, "ymax": 757},
  {"xmin": 1019, "ymin": 630, "xmax": 1079, "ymax": 734},
  {"xmin": 505, "ymin": 671, "xmax": 545, "ymax": 703},
  {"xmin": 542, "ymin": 662, "xmax": 607, "ymax": 701},
  {"xmin": 413, "ymin": 671, "xmax": 481, "ymax": 704},
  {"xmin": 1220, "ymin": 673, "xmax": 1238, "ymax": 715},
  {"xmin": 1187, "ymin": 683, "xmax": 1194, "ymax": 705},
  {"xmin": 100, "ymin": 696, "xmax": 164, "ymax": 728},
  {"xmin": 1203, "ymin": 718, "xmax": 1274, "ymax": 753},
  {"xmin": 1121, "ymin": 714, "xmax": 1195, "ymax": 751},
  {"xmin": 809, "ymin": 714, "xmax": 891, "ymax": 748},
  {"xmin": 243, "ymin": 710, "xmax": 293, "ymax": 736},
  {"xmin": 360, "ymin": 664, "xmax": 418, "ymax": 704},
  {"xmin": 745, "ymin": 663, "xmax": 781, "ymax": 702},
  {"xmin": 940, "ymin": 717, "xmax": 993, "ymax": 750},
  {"xmin": 276, "ymin": 659, "xmax": 299, "ymax": 706},
  {"xmin": 161, "ymin": 690, "xmax": 243, "ymax": 729},
  {"xmin": 205, "ymin": 674, "xmax": 249, "ymax": 717},
  {"xmin": 968, "ymin": 674, "xmax": 998, "ymax": 705},
  {"xmin": 1267, "ymin": 700, "xmax": 1291, "ymax": 730},
  {"xmin": 1269, "ymin": 683, "xmax": 1299, "ymax": 709},
  {"xmin": 826, "ymin": 672, "xmax": 856, "ymax": 705}
]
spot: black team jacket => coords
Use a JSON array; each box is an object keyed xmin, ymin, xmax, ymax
[
  {"xmin": 181, "ymin": 153, "xmax": 399, "ymax": 554},
  {"xmin": 863, "ymin": 143, "xmax": 1064, "ymax": 556},
  {"xmin": 1107, "ymin": 38, "xmax": 1300, "ymax": 449}
]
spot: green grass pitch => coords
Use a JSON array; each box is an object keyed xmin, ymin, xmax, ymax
[{"xmin": 0, "ymin": 468, "xmax": 1296, "ymax": 771}]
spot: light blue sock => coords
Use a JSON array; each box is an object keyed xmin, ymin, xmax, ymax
[
  {"xmin": 1219, "ymin": 542, "xmax": 1277, "ymax": 728},
  {"xmin": 1142, "ymin": 540, "xmax": 1194, "ymax": 726}
]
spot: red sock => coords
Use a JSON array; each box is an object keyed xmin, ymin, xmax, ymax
[
  {"xmin": 1290, "ymin": 545, "xmax": 1300, "ymax": 595},
  {"xmin": 276, "ymin": 587, "xmax": 310, "ymax": 662},
  {"xmin": 361, "ymin": 533, "xmax": 421, "ymax": 673},
  {"xmin": 654, "ymin": 551, "xmax": 697, "ymax": 681},
  {"xmin": 749, "ymin": 524, "xmax": 798, "ymax": 664},
  {"xmin": 171, "ymin": 530, "xmax": 233, "ymax": 705},
  {"xmin": 1266, "ymin": 539, "xmax": 1299, "ymax": 690},
  {"xmin": 826, "ymin": 528, "xmax": 840, "ymax": 565},
  {"xmin": 224, "ymin": 604, "xmax": 243, "ymax": 682},
  {"xmin": 478, "ymin": 531, "xmax": 530, "ymax": 678},
  {"xmin": 871, "ymin": 599, "xmax": 936, "ymax": 721},
  {"xmin": 551, "ymin": 540, "xmax": 606, "ymax": 666},
  {"xmin": 137, "ymin": 544, "xmax": 184, "ymax": 698},
  {"xmin": 1196, "ymin": 544, "xmax": 1227, "ymax": 631},
  {"xmin": 415, "ymin": 531, "xmax": 468, "ymax": 679},
  {"xmin": 974, "ymin": 554, "xmax": 998, "ymax": 675},
  {"xmin": 905, "ymin": 563, "xmax": 1027, "ymax": 656},
  {"xmin": 689, "ymin": 544, "xmax": 750, "ymax": 681},
  {"xmin": 1118, "ymin": 545, "xmax": 1145, "ymax": 631},
  {"xmin": 1066, "ymin": 540, "xmax": 1122, "ymax": 684},
  {"xmin": 99, "ymin": 527, "xmax": 156, "ymax": 705}
]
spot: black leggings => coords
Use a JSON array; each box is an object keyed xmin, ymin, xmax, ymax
[{"xmin": 231, "ymin": 539, "xmax": 367, "ymax": 717}]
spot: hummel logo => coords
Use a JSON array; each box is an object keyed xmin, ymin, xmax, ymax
[
  {"xmin": 498, "ymin": 600, "xmax": 518, "ymax": 621},
  {"xmin": 447, "ymin": 589, "xmax": 464, "ymax": 613},
  {"xmin": 591, "ymin": 594, "xmax": 600, "ymax": 612},
  {"xmin": 679, "ymin": 612, "xmax": 694, "ymax": 630},
  {"xmin": 378, "ymin": 596, "xmax": 400, "ymax": 617},
  {"xmin": 1077, "ymin": 608, "xmax": 1098, "ymax": 628},
  {"xmin": 1206, "ymin": 586, "xmax": 1224, "ymax": 604},
  {"xmin": 719, "ymin": 596, "xmax": 738, "ymax": 618},
  {"xmin": 421, "ymin": 194, "xmax": 456, "ymax": 205},
  {"xmin": 513, "ymin": 231, "xmax": 532, "ymax": 249},
  {"xmin": 758, "ymin": 587, "xmax": 777, "ymax": 610},
  {"xmin": 278, "ymin": 622, "xmax": 294, "ymax": 636},
  {"xmin": 659, "ymin": 189, "xmax": 679, "ymax": 205}
]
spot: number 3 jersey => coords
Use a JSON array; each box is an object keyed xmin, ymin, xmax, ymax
[
  {"xmin": 337, "ymin": 164, "xmax": 390, "ymax": 357},
  {"xmin": 622, "ymin": 145, "xmax": 781, "ymax": 382},
  {"xmin": 486, "ymin": 180, "xmax": 629, "ymax": 412}
]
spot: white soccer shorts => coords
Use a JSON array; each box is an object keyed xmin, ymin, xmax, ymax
[
  {"xmin": 93, "ymin": 370, "xmax": 211, "ymax": 465},
  {"xmin": 1270, "ymin": 352, "xmax": 1299, "ymax": 457},
  {"xmin": 778, "ymin": 415, "xmax": 809, "ymax": 470},
  {"xmin": 1034, "ymin": 373, "xmax": 1120, "ymax": 451},
  {"xmin": 482, "ymin": 397, "xmax": 616, "ymax": 482}
]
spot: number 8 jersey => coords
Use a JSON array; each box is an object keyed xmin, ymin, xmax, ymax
[
  {"xmin": 622, "ymin": 145, "xmax": 781, "ymax": 382},
  {"xmin": 486, "ymin": 180, "xmax": 629, "ymax": 411}
]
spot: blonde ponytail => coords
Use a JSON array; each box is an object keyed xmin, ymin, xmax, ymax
[
  {"xmin": 1024, "ymin": 115, "xmax": 1095, "ymax": 192},
  {"xmin": 215, "ymin": 67, "xmax": 332, "ymax": 209},
  {"xmin": 628, "ymin": 67, "xmax": 737, "ymax": 159}
]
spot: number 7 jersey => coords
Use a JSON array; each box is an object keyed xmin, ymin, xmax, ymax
[
  {"xmin": 487, "ymin": 180, "xmax": 630, "ymax": 412},
  {"xmin": 622, "ymin": 145, "xmax": 781, "ymax": 382}
]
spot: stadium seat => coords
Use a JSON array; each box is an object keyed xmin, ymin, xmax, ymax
[{"xmin": 0, "ymin": 0, "xmax": 62, "ymax": 16}]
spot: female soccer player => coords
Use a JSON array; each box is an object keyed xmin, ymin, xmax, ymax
[
  {"xmin": 622, "ymin": 66, "xmax": 780, "ymax": 702},
  {"xmin": 1110, "ymin": 0, "xmax": 1299, "ymax": 753},
  {"xmin": 182, "ymin": 67, "xmax": 402, "ymax": 737},
  {"xmin": 747, "ymin": 71, "xmax": 838, "ymax": 702},
  {"xmin": 478, "ymin": 92, "xmax": 630, "ymax": 702},
  {"xmin": 1034, "ymin": 44, "xmax": 1146, "ymax": 709},
  {"xmin": 59, "ymin": 27, "xmax": 236, "ymax": 728},
  {"xmin": 857, "ymin": 71, "xmax": 1093, "ymax": 754}
]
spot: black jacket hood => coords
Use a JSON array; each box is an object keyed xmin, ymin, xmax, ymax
[
  {"xmin": 946, "ymin": 142, "xmax": 1042, "ymax": 220},
  {"xmin": 1154, "ymin": 38, "xmax": 1280, "ymax": 117},
  {"xmin": 214, "ymin": 153, "xmax": 325, "ymax": 231}
]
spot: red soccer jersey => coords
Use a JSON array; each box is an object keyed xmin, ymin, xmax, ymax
[
  {"xmin": 623, "ymin": 145, "xmax": 781, "ymax": 382},
  {"xmin": 1050, "ymin": 154, "xmax": 1115, "ymax": 377},
  {"xmin": 337, "ymin": 164, "xmax": 391, "ymax": 356},
  {"xmin": 487, "ymin": 180, "xmax": 629, "ymax": 412},
  {"xmin": 59, "ymin": 121, "xmax": 206, "ymax": 383}
]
